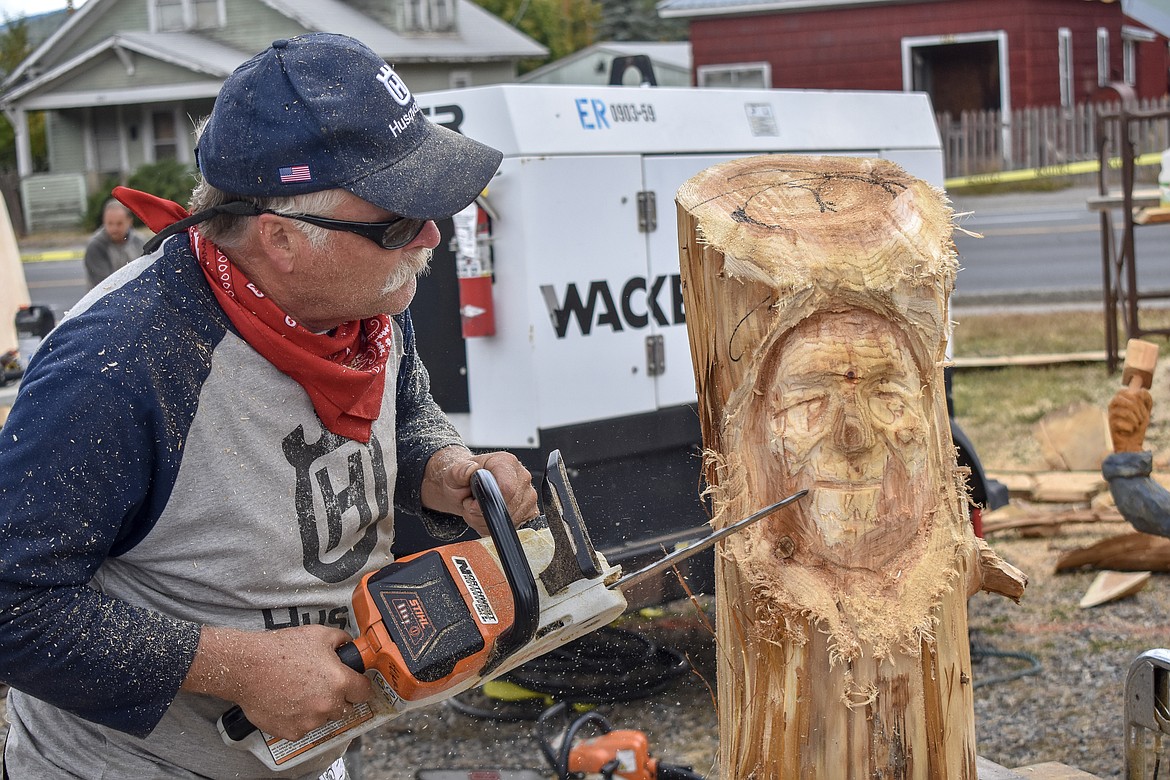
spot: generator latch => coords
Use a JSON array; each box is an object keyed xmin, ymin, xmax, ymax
[
  {"xmin": 637, "ymin": 191, "xmax": 657, "ymax": 233},
  {"xmin": 646, "ymin": 334, "xmax": 665, "ymax": 376}
]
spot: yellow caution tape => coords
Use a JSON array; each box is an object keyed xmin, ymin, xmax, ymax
[
  {"xmin": 945, "ymin": 152, "xmax": 1162, "ymax": 189},
  {"xmin": 20, "ymin": 249, "xmax": 83, "ymax": 263}
]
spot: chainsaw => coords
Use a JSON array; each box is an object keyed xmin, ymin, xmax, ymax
[
  {"xmin": 537, "ymin": 701, "xmax": 704, "ymax": 780},
  {"xmin": 217, "ymin": 449, "xmax": 806, "ymax": 771}
]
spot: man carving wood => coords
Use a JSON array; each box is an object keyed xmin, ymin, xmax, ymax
[{"xmin": 676, "ymin": 155, "xmax": 1026, "ymax": 779}]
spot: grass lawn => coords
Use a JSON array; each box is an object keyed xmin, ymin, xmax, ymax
[{"xmin": 950, "ymin": 308, "xmax": 1170, "ymax": 471}]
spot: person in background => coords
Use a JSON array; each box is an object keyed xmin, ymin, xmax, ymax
[
  {"xmin": 83, "ymin": 198, "xmax": 146, "ymax": 288},
  {"xmin": 0, "ymin": 32, "xmax": 537, "ymax": 780}
]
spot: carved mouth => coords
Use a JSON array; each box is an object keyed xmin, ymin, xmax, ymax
[{"xmin": 805, "ymin": 486, "xmax": 883, "ymax": 548}]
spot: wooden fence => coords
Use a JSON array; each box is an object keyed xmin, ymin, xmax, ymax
[{"xmin": 937, "ymin": 97, "xmax": 1170, "ymax": 182}]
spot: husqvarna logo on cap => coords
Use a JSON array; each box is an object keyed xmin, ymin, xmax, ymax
[
  {"xmin": 376, "ymin": 63, "xmax": 422, "ymax": 138},
  {"xmin": 376, "ymin": 65, "xmax": 412, "ymax": 106}
]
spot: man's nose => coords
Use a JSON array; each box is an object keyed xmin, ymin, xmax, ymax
[
  {"xmin": 414, "ymin": 220, "xmax": 441, "ymax": 250},
  {"xmin": 831, "ymin": 393, "xmax": 875, "ymax": 454}
]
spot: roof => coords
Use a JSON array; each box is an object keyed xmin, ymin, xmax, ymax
[
  {"xmin": 3, "ymin": 33, "xmax": 239, "ymax": 108},
  {"xmin": 114, "ymin": 32, "xmax": 250, "ymax": 76},
  {"xmin": 656, "ymin": 0, "xmax": 923, "ymax": 17},
  {"xmin": 518, "ymin": 41, "xmax": 691, "ymax": 83},
  {"xmin": 262, "ymin": 0, "xmax": 546, "ymax": 60},
  {"xmin": 1122, "ymin": 0, "xmax": 1170, "ymax": 38},
  {"xmin": 3, "ymin": 0, "xmax": 547, "ymax": 94}
]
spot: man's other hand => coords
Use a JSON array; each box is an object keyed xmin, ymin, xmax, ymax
[{"xmin": 422, "ymin": 447, "xmax": 538, "ymax": 535}]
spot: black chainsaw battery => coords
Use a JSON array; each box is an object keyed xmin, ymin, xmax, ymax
[{"xmin": 364, "ymin": 551, "xmax": 485, "ymax": 683}]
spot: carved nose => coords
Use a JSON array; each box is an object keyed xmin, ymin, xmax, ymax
[{"xmin": 832, "ymin": 398, "xmax": 875, "ymax": 454}]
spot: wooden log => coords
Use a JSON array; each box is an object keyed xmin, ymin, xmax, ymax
[
  {"xmin": 676, "ymin": 155, "xmax": 1025, "ymax": 778},
  {"xmin": 1054, "ymin": 531, "xmax": 1170, "ymax": 572},
  {"xmin": 1078, "ymin": 570, "xmax": 1151, "ymax": 608}
]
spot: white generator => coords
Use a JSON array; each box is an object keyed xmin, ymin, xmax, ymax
[{"xmin": 400, "ymin": 84, "xmax": 991, "ymax": 601}]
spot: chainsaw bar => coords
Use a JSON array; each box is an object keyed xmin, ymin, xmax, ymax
[{"xmin": 609, "ymin": 489, "xmax": 808, "ymax": 592}]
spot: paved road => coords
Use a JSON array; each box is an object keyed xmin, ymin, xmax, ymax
[
  {"xmin": 23, "ymin": 256, "xmax": 86, "ymax": 320},
  {"xmin": 949, "ymin": 185, "xmax": 1170, "ymax": 308}
]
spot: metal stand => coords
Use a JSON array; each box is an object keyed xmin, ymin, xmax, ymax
[
  {"xmin": 1091, "ymin": 84, "xmax": 1170, "ymax": 372},
  {"xmin": 1125, "ymin": 649, "xmax": 1170, "ymax": 779}
]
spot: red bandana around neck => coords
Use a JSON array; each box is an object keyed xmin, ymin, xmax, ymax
[{"xmin": 114, "ymin": 186, "xmax": 394, "ymax": 443}]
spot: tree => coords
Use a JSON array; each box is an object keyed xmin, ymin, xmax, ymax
[
  {"xmin": 474, "ymin": 0, "xmax": 601, "ymax": 71},
  {"xmin": 595, "ymin": 0, "xmax": 685, "ymax": 42},
  {"xmin": 0, "ymin": 14, "xmax": 46, "ymax": 172}
]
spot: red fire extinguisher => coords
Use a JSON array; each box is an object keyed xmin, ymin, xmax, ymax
[{"xmin": 455, "ymin": 200, "xmax": 495, "ymax": 338}]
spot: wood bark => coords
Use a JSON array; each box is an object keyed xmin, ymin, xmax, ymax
[{"xmin": 675, "ymin": 155, "xmax": 1025, "ymax": 779}]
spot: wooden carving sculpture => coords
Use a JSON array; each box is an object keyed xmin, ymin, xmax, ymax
[{"xmin": 675, "ymin": 155, "xmax": 1025, "ymax": 779}]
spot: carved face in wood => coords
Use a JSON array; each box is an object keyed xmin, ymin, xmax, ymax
[{"xmin": 761, "ymin": 308, "xmax": 931, "ymax": 570}]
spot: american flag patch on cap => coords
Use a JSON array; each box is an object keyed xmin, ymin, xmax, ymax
[{"xmin": 279, "ymin": 165, "xmax": 312, "ymax": 183}]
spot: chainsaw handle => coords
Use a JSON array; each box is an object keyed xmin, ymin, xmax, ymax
[
  {"xmin": 217, "ymin": 643, "xmax": 366, "ymax": 743},
  {"xmin": 470, "ymin": 468, "xmax": 540, "ymax": 663}
]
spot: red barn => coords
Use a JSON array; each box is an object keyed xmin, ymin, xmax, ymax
[{"xmin": 656, "ymin": 0, "xmax": 1170, "ymax": 113}]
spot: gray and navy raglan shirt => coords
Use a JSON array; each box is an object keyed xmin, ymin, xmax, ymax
[{"xmin": 0, "ymin": 231, "xmax": 468, "ymax": 778}]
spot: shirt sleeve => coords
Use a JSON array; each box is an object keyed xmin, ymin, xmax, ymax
[
  {"xmin": 1103, "ymin": 450, "xmax": 1170, "ymax": 538},
  {"xmin": 82, "ymin": 234, "xmax": 109, "ymax": 288},
  {"xmin": 392, "ymin": 310, "xmax": 470, "ymax": 540},
  {"xmin": 0, "ymin": 322, "xmax": 202, "ymax": 737}
]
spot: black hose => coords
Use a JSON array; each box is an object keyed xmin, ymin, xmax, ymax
[
  {"xmin": 970, "ymin": 638, "xmax": 1043, "ymax": 689},
  {"xmin": 447, "ymin": 626, "xmax": 691, "ymax": 721},
  {"xmin": 499, "ymin": 626, "xmax": 690, "ymax": 704}
]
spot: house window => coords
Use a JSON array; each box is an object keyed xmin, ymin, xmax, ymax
[
  {"xmin": 1058, "ymin": 28, "xmax": 1073, "ymax": 107},
  {"xmin": 1122, "ymin": 26, "xmax": 1157, "ymax": 88},
  {"xmin": 697, "ymin": 63, "xmax": 771, "ymax": 89},
  {"xmin": 394, "ymin": 0, "xmax": 456, "ymax": 33},
  {"xmin": 1098, "ymin": 27, "xmax": 1110, "ymax": 87},
  {"xmin": 152, "ymin": 0, "xmax": 224, "ymax": 32},
  {"xmin": 152, "ymin": 110, "xmax": 178, "ymax": 161}
]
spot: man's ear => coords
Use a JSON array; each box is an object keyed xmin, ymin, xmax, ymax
[{"xmin": 255, "ymin": 213, "xmax": 298, "ymax": 274}]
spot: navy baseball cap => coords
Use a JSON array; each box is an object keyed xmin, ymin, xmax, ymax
[{"xmin": 195, "ymin": 33, "xmax": 502, "ymax": 220}]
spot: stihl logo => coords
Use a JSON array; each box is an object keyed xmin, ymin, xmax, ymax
[
  {"xmin": 540, "ymin": 274, "xmax": 686, "ymax": 338},
  {"xmin": 391, "ymin": 595, "xmax": 432, "ymax": 640},
  {"xmin": 453, "ymin": 556, "xmax": 498, "ymax": 625}
]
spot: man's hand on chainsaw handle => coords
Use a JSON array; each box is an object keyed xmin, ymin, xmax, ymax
[
  {"xmin": 422, "ymin": 446, "xmax": 538, "ymax": 536},
  {"xmin": 181, "ymin": 624, "xmax": 372, "ymax": 741}
]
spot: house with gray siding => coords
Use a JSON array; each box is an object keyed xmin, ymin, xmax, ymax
[{"xmin": 1, "ymin": 0, "xmax": 545, "ymax": 229}]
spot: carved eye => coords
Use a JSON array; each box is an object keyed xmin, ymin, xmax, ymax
[
  {"xmin": 868, "ymin": 382, "xmax": 912, "ymax": 425},
  {"xmin": 777, "ymin": 391, "xmax": 828, "ymax": 433}
]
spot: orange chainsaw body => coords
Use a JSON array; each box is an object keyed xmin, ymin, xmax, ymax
[
  {"xmin": 569, "ymin": 730, "xmax": 658, "ymax": 780},
  {"xmin": 348, "ymin": 540, "xmax": 518, "ymax": 701}
]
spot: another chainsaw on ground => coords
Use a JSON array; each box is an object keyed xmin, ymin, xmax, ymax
[
  {"xmin": 537, "ymin": 701, "xmax": 704, "ymax": 780},
  {"xmin": 217, "ymin": 449, "xmax": 807, "ymax": 771}
]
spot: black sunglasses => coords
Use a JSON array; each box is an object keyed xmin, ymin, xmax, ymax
[{"xmin": 264, "ymin": 210, "xmax": 429, "ymax": 250}]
